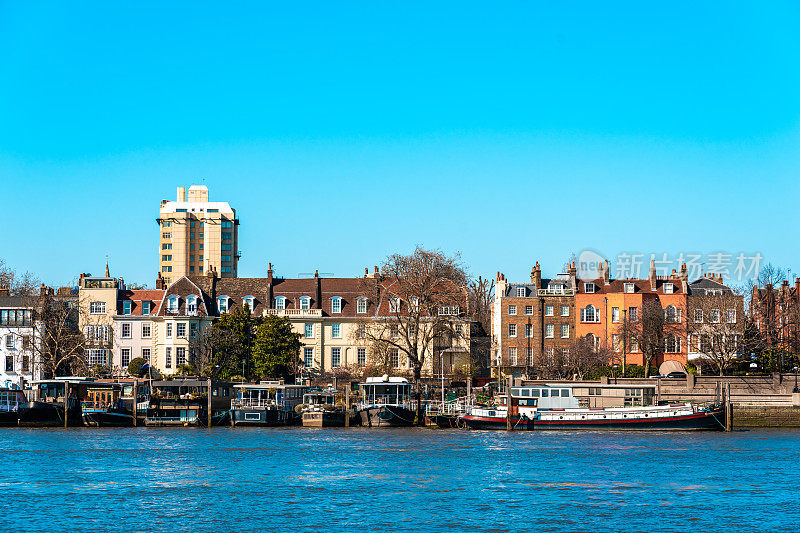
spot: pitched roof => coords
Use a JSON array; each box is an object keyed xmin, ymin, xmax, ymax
[{"xmin": 117, "ymin": 290, "xmax": 165, "ymax": 316}]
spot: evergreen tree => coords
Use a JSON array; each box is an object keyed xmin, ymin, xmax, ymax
[
  {"xmin": 200, "ymin": 305, "xmax": 259, "ymax": 379},
  {"xmin": 252, "ymin": 314, "xmax": 302, "ymax": 382}
]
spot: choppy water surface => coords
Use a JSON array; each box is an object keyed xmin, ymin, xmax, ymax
[{"xmin": 3, "ymin": 427, "xmax": 800, "ymax": 532}]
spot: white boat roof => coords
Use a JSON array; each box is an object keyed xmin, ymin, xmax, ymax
[
  {"xmin": 363, "ymin": 376, "xmax": 409, "ymax": 384},
  {"xmin": 234, "ymin": 382, "xmax": 306, "ymax": 389}
]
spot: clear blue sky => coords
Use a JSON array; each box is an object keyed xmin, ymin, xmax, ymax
[{"xmin": 2, "ymin": 2, "xmax": 799, "ymax": 287}]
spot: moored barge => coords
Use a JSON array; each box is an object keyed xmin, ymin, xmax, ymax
[
  {"xmin": 357, "ymin": 376, "xmax": 416, "ymax": 427},
  {"xmin": 231, "ymin": 381, "xmax": 307, "ymax": 426},
  {"xmin": 462, "ymin": 385, "xmax": 726, "ymax": 431}
]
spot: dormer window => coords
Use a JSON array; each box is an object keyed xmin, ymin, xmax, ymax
[
  {"xmin": 624, "ymin": 283, "xmax": 635, "ymax": 294},
  {"xmin": 664, "ymin": 283, "xmax": 674, "ymax": 294},
  {"xmin": 187, "ymin": 296, "xmax": 198, "ymax": 315},
  {"xmin": 217, "ymin": 296, "xmax": 230, "ymax": 313},
  {"xmin": 585, "ymin": 283, "xmax": 595, "ymax": 294},
  {"xmin": 357, "ymin": 297, "xmax": 367, "ymax": 314},
  {"xmin": 122, "ymin": 301, "xmax": 132, "ymax": 315},
  {"xmin": 274, "ymin": 296, "xmax": 286, "ymax": 310},
  {"xmin": 142, "ymin": 301, "xmax": 151, "ymax": 315},
  {"xmin": 300, "ymin": 296, "xmax": 311, "ymax": 310},
  {"xmin": 331, "ymin": 296, "xmax": 342, "ymax": 314},
  {"xmin": 243, "ymin": 296, "xmax": 255, "ymax": 312},
  {"xmin": 516, "ymin": 287, "xmax": 526, "ymax": 297},
  {"xmin": 167, "ymin": 295, "xmax": 179, "ymax": 313},
  {"xmin": 389, "ymin": 297, "xmax": 400, "ymax": 313}
]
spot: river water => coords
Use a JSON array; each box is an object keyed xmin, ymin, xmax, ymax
[{"xmin": 3, "ymin": 427, "xmax": 800, "ymax": 532}]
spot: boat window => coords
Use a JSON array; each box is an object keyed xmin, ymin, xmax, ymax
[
  {"xmin": 530, "ymin": 389, "xmax": 539, "ymax": 397},
  {"xmin": 521, "ymin": 389, "xmax": 530, "ymax": 397},
  {"xmin": 561, "ymin": 389, "xmax": 570, "ymax": 397},
  {"xmin": 510, "ymin": 388, "xmax": 520, "ymax": 396},
  {"xmin": 541, "ymin": 389, "xmax": 549, "ymax": 397},
  {"xmin": 551, "ymin": 389, "xmax": 561, "ymax": 397}
]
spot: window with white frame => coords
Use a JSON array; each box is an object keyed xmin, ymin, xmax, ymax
[
  {"xmin": 585, "ymin": 283, "xmax": 595, "ymax": 294},
  {"xmin": 274, "ymin": 296, "xmax": 286, "ymax": 310},
  {"xmin": 561, "ymin": 305, "xmax": 569, "ymax": 317},
  {"xmin": 300, "ymin": 296, "xmax": 311, "ymax": 310},
  {"xmin": 167, "ymin": 296, "xmax": 179, "ymax": 313},
  {"xmin": 142, "ymin": 301, "xmax": 151, "ymax": 315},
  {"xmin": 357, "ymin": 298, "xmax": 367, "ymax": 314},
  {"xmin": 509, "ymin": 347, "xmax": 517, "ymax": 365},
  {"xmin": 331, "ymin": 297, "xmax": 342, "ymax": 314},
  {"xmin": 624, "ymin": 283, "xmax": 635, "ymax": 294},
  {"xmin": 166, "ymin": 323, "xmax": 173, "ymax": 338},
  {"xmin": 121, "ymin": 323, "xmax": 132, "ymax": 339},
  {"xmin": 664, "ymin": 334, "xmax": 681, "ymax": 353},
  {"xmin": 303, "ymin": 347, "xmax": 313, "ymax": 367},
  {"xmin": 628, "ymin": 307, "xmax": 638, "ymax": 321},
  {"xmin": 86, "ymin": 349, "xmax": 107, "ymax": 365},
  {"xmin": 580, "ymin": 305, "xmax": 597, "ymax": 322},
  {"xmin": 242, "ymin": 296, "xmax": 254, "ymax": 312},
  {"xmin": 611, "ymin": 307, "xmax": 619, "ymax": 323},
  {"xmin": 525, "ymin": 305, "xmax": 533, "ymax": 315},
  {"xmin": 516, "ymin": 287, "xmax": 526, "ymax": 297},
  {"xmin": 187, "ymin": 296, "xmax": 198, "ymax": 315},
  {"xmin": 357, "ymin": 347, "xmax": 366, "ymax": 366},
  {"xmin": 122, "ymin": 301, "xmax": 132, "ymax": 315},
  {"xmin": 332, "ymin": 347, "xmax": 341, "ymax": 368},
  {"xmin": 177, "ymin": 323, "xmax": 187, "ymax": 338},
  {"xmin": 190, "ymin": 323, "xmax": 197, "ymax": 338},
  {"xmin": 561, "ymin": 324, "xmax": 569, "ymax": 338},
  {"xmin": 545, "ymin": 305, "xmax": 554, "ymax": 316},
  {"xmin": 90, "ymin": 302, "xmax": 106, "ymax": 314},
  {"xmin": 121, "ymin": 348, "xmax": 131, "ymax": 368},
  {"xmin": 695, "ymin": 309, "xmax": 703, "ymax": 323},
  {"xmin": 332, "ymin": 323, "xmax": 341, "ymax": 338},
  {"xmin": 710, "ymin": 309, "xmax": 720, "ymax": 323},
  {"xmin": 142, "ymin": 348, "xmax": 151, "ymax": 362},
  {"xmin": 727, "ymin": 309, "xmax": 736, "ymax": 323},
  {"xmin": 664, "ymin": 305, "xmax": 680, "ymax": 323},
  {"xmin": 410, "ymin": 297, "xmax": 419, "ymax": 312},
  {"xmin": 165, "ymin": 347, "xmax": 172, "ymax": 367},
  {"xmin": 217, "ymin": 296, "xmax": 230, "ymax": 313},
  {"xmin": 304, "ymin": 323, "xmax": 313, "ymax": 338},
  {"xmin": 545, "ymin": 324, "xmax": 554, "ymax": 338},
  {"xmin": 390, "ymin": 348, "xmax": 400, "ymax": 368},
  {"xmin": 663, "ymin": 283, "xmax": 674, "ymax": 294},
  {"xmin": 508, "ymin": 305, "xmax": 517, "ymax": 315},
  {"xmin": 176, "ymin": 347, "xmax": 186, "ymax": 365},
  {"xmin": 142, "ymin": 323, "xmax": 151, "ymax": 338},
  {"xmin": 525, "ymin": 323, "xmax": 533, "ymax": 338},
  {"xmin": 525, "ymin": 347, "xmax": 534, "ymax": 366},
  {"xmin": 508, "ymin": 324, "xmax": 516, "ymax": 337},
  {"xmin": 389, "ymin": 298, "xmax": 400, "ymax": 313},
  {"xmin": 5, "ymin": 335, "xmax": 14, "ymax": 349}
]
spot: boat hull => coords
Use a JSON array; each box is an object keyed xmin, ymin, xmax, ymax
[
  {"xmin": 82, "ymin": 410, "xmax": 134, "ymax": 427},
  {"xmin": 429, "ymin": 414, "xmax": 462, "ymax": 429},
  {"xmin": 18, "ymin": 401, "xmax": 81, "ymax": 427},
  {"xmin": 463, "ymin": 407, "xmax": 726, "ymax": 431},
  {"xmin": 302, "ymin": 410, "xmax": 358, "ymax": 427},
  {"xmin": 232, "ymin": 408, "xmax": 298, "ymax": 427},
  {"xmin": 358, "ymin": 406, "xmax": 416, "ymax": 427},
  {"xmin": 0, "ymin": 410, "xmax": 19, "ymax": 427}
]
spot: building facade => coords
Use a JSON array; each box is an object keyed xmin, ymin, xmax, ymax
[
  {"xmin": 157, "ymin": 185, "xmax": 239, "ymax": 285},
  {"xmin": 0, "ymin": 290, "xmax": 37, "ymax": 387},
  {"xmin": 113, "ymin": 289, "xmax": 164, "ymax": 372},
  {"xmin": 687, "ymin": 275, "xmax": 745, "ymax": 365},
  {"xmin": 750, "ymin": 278, "xmax": 800, "ymax": 360}
]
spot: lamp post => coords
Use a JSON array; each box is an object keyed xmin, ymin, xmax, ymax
[{"xmin": 440, "ymin": 350, "xmax": 445, "ymax": 405}]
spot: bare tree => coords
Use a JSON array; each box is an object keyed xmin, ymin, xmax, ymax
[
  {"xmin": 356, "ymin": 247, "xmax": 469, "ymax": 425},
  {"xmin": 570, "ymin": 337, "xmax": 613, "ymax": 379},
  {"xmin": 616, "ymin": 299, "xmax": 681, "ymax": 377},
  {"xmin": 29, "ymin": 292, "xmax": 87, "ymax": 379},
  {"xmin": 468, "ymin": 275, "xmax": 494, "ymax": 335},
  {"xmin": 0, "ymin": 257, "xmax": 41, "ymax": 296},
  {"xmin": 687, "ymin": 291, "xmax": 745, "ymax": 376}
]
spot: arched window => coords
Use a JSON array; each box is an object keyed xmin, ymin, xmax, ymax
[
  {"xmin": 356, "ymin": 297, "xmax": 367, "ymax": 314},
  {"xmin": 217, "ymin": 296, "xmax": 230, "ymax": 314},
  {"xmin": 274, "ymin": 296, "xmax": 286, "ymax": 310},
  {"xmin": 167, "ymin": 295, "xmax": 179, "ymax": 313},
  {"xmin": 300, "ymin": 296, "xmax": 311, "ymax": 310},
  {"xmin": 580, "ymin": 305, "xmax": 597, "ymax": 323},
  {"xmin": 243, "ymin": 296, "xmax": 255, "ymax": 312},
  {"xmin": 585, "ymin": 333, "xmax": 597, "ymax": 350},
  {"xmin": 186, "ymin": 295, "xmax": 198, "ymax": 315},
  {"xmin": 389, "ymin": 297, "xmax": 400, "ymax": 313},
  {"xmin": 665, "ymin": 334, "xmax": 681, "ymax": 353},
  {"xmin": 331, "ymin": 296, "xmax": 342, "ymax": 314},
  {"xmin": 665, "ymin": 305, "xmax": 680, "ymax": 323}
]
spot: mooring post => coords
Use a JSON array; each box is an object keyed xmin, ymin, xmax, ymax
[
  {"xmin": 207, "ymin": 379, "xmax": 213, "ymax": 428},
  {"xmin": 132, "ymin": 380, "xmax": 138, "ymax": 427},
  {"xmin": 64, "ymin": 381, "xmax": 69, "ymax": 428},
  {"xmin": 725, "ymin": 382, "xmax": 733, "ymax": 432},
  {"xmin": 506, "ymin": 375, "xmax": 512, "ymax": 431},
  {"xmin": 344, "ymin": 384, "xmax": 350, "ymax": 428}
]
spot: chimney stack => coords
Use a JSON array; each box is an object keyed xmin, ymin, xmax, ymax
[
  {"xmin": 177, "ymin": 186, "xmax": 186, "ymax": 202},
  {"xmin": 315, "ymin": 269, "xmax": 322, "ymax": 309},
  {"xmin": 603, "ymin": 260, "xmax": 610, "ymax": 284},
  {"xmin": 267, "ymin": 262, "xmax": 274, "ymax": 306},
  {"xmin": 531, "ymin": 261, "xmax": 542, "ymax": 287},
  {"xmin": 0, "ymin": 287, "xmax": 8, "ymax": 298},
  {"xmin": 649, "ymin": 259, "xmax": 657, "ymax": 291}
]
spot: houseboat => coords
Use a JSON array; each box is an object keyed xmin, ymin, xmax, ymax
[
  {"xmin": 461, "ymin": 384, "xmax": 726, "ymax": 431},
  {"xmin": 301, "ymin": 387, "xmax": 356, "ymax": 427},
  {"xmin": 231, "ymin": 381, "xmax": 307, "ymax": 426},
  {"xmin": 356, "ymin": 376, "xmax": 416, "ymax": 427},
  {"xmin": 81, "ymin": 383, "xmax": 133, "ymax": 427},
  {"xmin": 146, "ymin": 379, "xmax": 234, "ymax": 427},
  {"xmin": 0, "ymin": 388, "xmax": 26, "ymax": 426},
  {"xmin": 18, "ymin": 378, "xmax": 94, "ymax": 427}
]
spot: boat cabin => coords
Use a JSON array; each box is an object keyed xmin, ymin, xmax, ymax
[
  {"xmin": 503, "ymin": 386, "xmax": 580, "ymax": 409},
  {"xmin": 303, "ymin": 388, "xmax": 337, "ymax": 406},
  {"xmin": 232, "ymin": 381, "xmax": 307, "ymax": 409},
  {"xmin": 0, "ymin": 389, "xmax": 25, "ymax": 413},
  {"xmin": 359, "ymin": 376, "xmax": 412, "ymax": 408},
  {"xmin": 521, "ymin": 380, "xmax": 657, "ymax": 407},
  {"xmin": 32, "ymin": 378, "xmax": 96, "ymax": 403}
]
